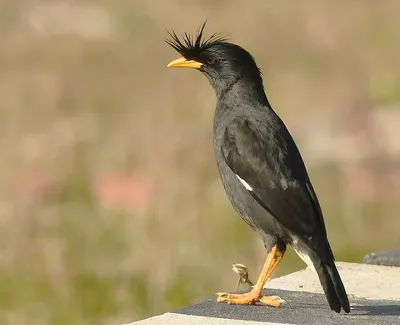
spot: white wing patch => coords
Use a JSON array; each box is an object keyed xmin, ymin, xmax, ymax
[
  {"xmin": 293, "ymin": 247, "xmax": 316, "ymax": 274},
  {"xmin": 236, "ymin": 174, "xmax": 253, "ymax": 191},
  {"xmin": 291, "ymin": 236, "xmax": 316, "ymax": 274}
]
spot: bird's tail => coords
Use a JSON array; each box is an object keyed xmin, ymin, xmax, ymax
[{"xmin": 312, "ymin": 252, "xmax": 350, "ymax": 314}]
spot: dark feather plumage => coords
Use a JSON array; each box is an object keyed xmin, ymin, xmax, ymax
[
  {"xmin": 165, "ymin": 21, "xmax": 228, "ymax": 59},
  {"xmin": 166, "ymin": 24, "xmax": 350, "ymax": 313}
]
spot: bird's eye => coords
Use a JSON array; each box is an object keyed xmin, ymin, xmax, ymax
[{"xmin": 208, "ymin": 57, "xmax": 217, "ymax": 64}]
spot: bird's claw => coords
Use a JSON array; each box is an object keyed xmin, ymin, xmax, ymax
[
  {"xmin": 216, "ymin": 293, "xmax": 229, "ymax": 303},
  {"xmin": 216, "ymin": 292, "xmax": 229, "ymax": 298}
]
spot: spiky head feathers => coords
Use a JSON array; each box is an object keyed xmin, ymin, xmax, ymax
[{"xmin": 165, "ymin": 21, "xmax": 228, "ymax": 62}]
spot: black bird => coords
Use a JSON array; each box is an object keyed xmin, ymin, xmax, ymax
[{"xmin": 166, "ymin": 23, "xmax": 350, "ymax": 313}]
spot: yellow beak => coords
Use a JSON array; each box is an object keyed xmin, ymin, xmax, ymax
[{"xmin": 167, "ymin": 57, "xmax": 203, "ymax": 69}]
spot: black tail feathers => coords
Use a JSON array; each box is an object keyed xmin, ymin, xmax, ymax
[{"xmin": 314, "ymin": 256, "xmax": 350, "ymax": 313}]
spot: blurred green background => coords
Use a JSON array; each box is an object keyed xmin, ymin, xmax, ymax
[{"xmin": 0, "ymin": 1, "xmax": 399, "ymax": 324}]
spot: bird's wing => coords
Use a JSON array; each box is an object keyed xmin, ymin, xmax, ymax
[{"xmin": 221, "ymin": 116, "xmax": 327, "ymax": 242}]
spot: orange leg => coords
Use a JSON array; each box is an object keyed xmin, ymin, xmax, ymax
[{"xmin": 217, "ymin": 245, "xmax": 285, "ymax": 307}]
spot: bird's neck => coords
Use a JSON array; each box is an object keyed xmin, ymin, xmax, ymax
[{"xmin": 216, "ymin": 78, "xmax": 269, "ymax": 107}]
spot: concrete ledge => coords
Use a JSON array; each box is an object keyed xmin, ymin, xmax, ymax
[
  {"xmin": 267, "ymin": 262, "xmax": 400, "ymax": 301},
  {"xmin": 128, "ymin": 313, "xmax": 290, "ymax": 325},
  {"xmin": 128, "ymin": 262, "xmax": 400, "ymax": 325}
]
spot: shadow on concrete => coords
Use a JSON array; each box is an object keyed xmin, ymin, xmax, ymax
[{"xmin": 351, "ymin": 304, "xmax": 400, "ymax": 316}]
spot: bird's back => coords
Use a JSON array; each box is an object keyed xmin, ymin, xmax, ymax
[{"xmin": 213, "ymin": 98, "xmax": 329, "ymax": 249}]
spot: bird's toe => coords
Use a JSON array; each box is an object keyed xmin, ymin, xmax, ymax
[
  {"xmin": 216, "ymin": 291, "xmax": 251, "ymax": 303},
  {"xmin": 259, "ymin": 295, "xmax": 286, "ymax": 307},
  {"xmin": 216, "ymin": 291, "xmax": 285, "ymax": 307}
]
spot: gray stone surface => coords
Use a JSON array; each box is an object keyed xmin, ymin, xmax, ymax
[
  {"xmin": 175, "ymin": 289, "xmax": 400, "ymax": 325},
  {"xmin": 363, "ymin": 249, "xmax": 400, "ymax": 267},
  {"xmin": 267, "ymin": 262, "xmax": 400, "ymax": 301}
]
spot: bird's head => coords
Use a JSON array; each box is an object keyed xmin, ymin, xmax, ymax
[{"xmin": 166, "ymin": 22, "xmax": 265, "ymax": 99}]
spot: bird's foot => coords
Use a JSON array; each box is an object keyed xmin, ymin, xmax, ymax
[{"xmin": 216, "ymin": 288, "xmax": 285, "ymax": 307}]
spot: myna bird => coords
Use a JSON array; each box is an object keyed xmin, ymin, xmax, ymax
[{"xmin": 166, "ymin": 22, "xmax": 350, "ymax": 313}]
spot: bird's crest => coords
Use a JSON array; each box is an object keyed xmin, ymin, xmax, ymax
[{"xmin": 165, "ymin": 21, "xmax": 228, "ymax": 59}]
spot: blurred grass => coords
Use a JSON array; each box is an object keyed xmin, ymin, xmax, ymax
[{"xmin": 0, "ymin": 1, "xmax": 399, "ymax": 324}]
